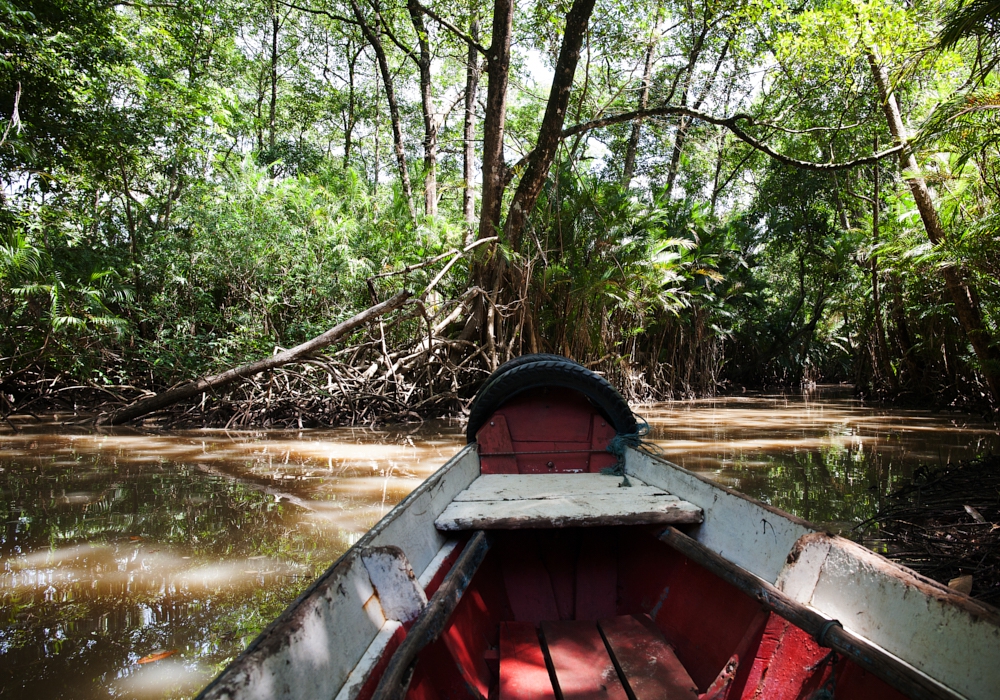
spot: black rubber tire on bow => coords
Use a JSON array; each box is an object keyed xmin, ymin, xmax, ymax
[
  {"xmin": 479, "ymin": 353, "xmax": 582, "ymax": 391},
  {"xmin": 467, "ymin": 354, "xmax": 581, "ymax": 429},
  {"xmin": 467, "ymin": 354, "xmax": 581, "ymax": 436},
  {"xmin": 466, "ymin": 359, "xmax": 636, "ymax": 443}
]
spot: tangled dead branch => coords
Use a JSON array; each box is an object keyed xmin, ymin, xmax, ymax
[
  {"xmin": 144, "ymin": 289, "xmax": 507, "ymax": 428},
  {"xmin": 859, "ymin": 455, "xmax": 1000, "ymax": 605}
]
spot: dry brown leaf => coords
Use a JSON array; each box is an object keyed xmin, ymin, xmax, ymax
[
  {"xmin": 948, "ymin": 574, "xmax": 973, "ymax": 595},
  {"xmin": 964, "ymin": 505, "xmax": 986, "ymax": 524},
  {"xmin": 137, "ymin": 650, "xmax": 177, "ymax": 664}
]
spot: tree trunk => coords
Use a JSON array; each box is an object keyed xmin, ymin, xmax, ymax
[
  {"xmin": 622, "ymin": 40, "xmax": 655, "ymax": 187},
  {"xmin": 344, "ymin": 43, "xmax": 360, "ymax": 169},
  {"xmin": 870, "ymin": 147, "xmax": 895, "ymax": 390},
  {"xmin": 867, "ymin": 51, "xmax": 1000, "ymax": 404},
  {"xmin": 477, "ymin": 0, "xmax": 514, "ymax": 241},
  {"xmin": 104, "ymin": 291, "xmax": 411, "ymax": 425},
  {"xmin": 268, "ymin": 0, "xmax": 279, "ymax": 152},
  {"xmin": 407, "ymin": 0, "xmax": 438, "ymax": 217},
  {"xmin": 503, "ymin": 0, "xmax": 597, "ymax": 252},
  {"xmin": 465, "ymin": 0, "xmax": 513, "ymax": 345},
  {"xmin": 666, "ymin": 31, "xmax": 730, "ymax": 197},
  {"xmin": 351, "ymin": 0, "xmax": 417, "ymax": 221},
  {"xmin": 463, "ymin": 17, "xmax": 481, "ymax": 241},
  {"xmin": 373, "ymin": 67, "xmax": 381, "ymax": 189}
]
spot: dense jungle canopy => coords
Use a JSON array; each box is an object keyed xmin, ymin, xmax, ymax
[{"xmin": 1, "ymin": 0, "xmax": 999, "ymax": 422}]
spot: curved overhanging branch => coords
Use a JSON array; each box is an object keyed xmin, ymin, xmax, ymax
[
  {"xmin": 277, "ymin": 0, "xmax": 358, "ymax": 25},
  {"xmin": 412, "ymin": 1, "xmax": 489, "ymax": 56},
  {"xmin": 502, "ymin": 105, "xmax": 904, "ymax": 182},
  {"xmin": 562, "ymin": 106, "xmax": 905, "ymax": 172}
]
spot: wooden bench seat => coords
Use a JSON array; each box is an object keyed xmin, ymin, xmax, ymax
[
  {"xmin": 434, "ymin": 474, "xmax": 703, "ymax": 531},
  {"xmin": 498, "ymin": 615, "xmax": 698, "ymax": 700}
]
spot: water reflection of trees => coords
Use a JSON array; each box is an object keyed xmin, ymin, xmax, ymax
[
  {"xmin": 724, "ymin": 447, "xmax": 903, "ymax": 530},
  {"xmin": 0, "ymin": 453, "xmax": 357, "ymax": 699}
]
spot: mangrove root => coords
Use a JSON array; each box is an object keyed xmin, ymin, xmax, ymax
[{"xmin": 102, "ymin": 290, "xmax": 411, "ymax": 425}]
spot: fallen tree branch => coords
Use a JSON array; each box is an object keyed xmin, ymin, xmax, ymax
[{"xmin": 102, "ymin": 290, "xmax": 411, "ymax": 425}]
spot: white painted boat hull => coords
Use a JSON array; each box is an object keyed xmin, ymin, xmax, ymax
[{"xmin": 197, "ymin": 446, "xmax": 1000, "ymax": 700}]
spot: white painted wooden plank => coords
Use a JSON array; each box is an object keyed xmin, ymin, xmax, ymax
[
  {"xmin": 435, "ymin": 492, "xmax": 702, "ymax": 530},
  {"xmin": 361, "ymin": 546, "xmax": 427, "ymax": 624},
  {"xmin": 200, "ymin": 550, "xmax": 386, "ymax": 700},
  {"xmin": 452, "ymin": 473, "xmax": 667, "ymax": 501},
  {"xmin": 778, "ymin": 533, "xmax": 1000, "ymax": 700},
  {"xmin": 624, "ymin": 448, "xmax": 814, "ymax": 584},
  {"xmin": 333, "ymin": 620, "xmax": 402, "ymax": 700}
]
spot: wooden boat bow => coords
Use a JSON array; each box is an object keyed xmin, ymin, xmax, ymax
[{"xmin": 197, "ymin": 355, "xmax": 1000, "ymax": 700}]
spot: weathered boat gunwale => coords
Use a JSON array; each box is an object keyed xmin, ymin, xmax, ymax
[
  {"xmin": 659, "ymin": 526, "xmax": 960, "ymax": 700},
  {"xmin": 627, "ymin": 447, "xmax": 1000, "ymax": 700},
  {"xmin": 198, "ymin": 424, "xmax": 1000, "ymax": 700},
  {"xmin": 196, "ymin": 443, "xmax": 481, "ymax": 700},
  {"xmin": 625, "ymin": 446, "xmax": 815, "ymax": 583}
]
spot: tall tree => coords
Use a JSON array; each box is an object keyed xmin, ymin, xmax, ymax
[
  {"xmin": 463, "ymin": 14, "xmax": 480, "ymax": 236},
  {"xmin": 622, "ymin": 38, "xmax": 655, "ymax": 187},
  {"xmin": 349, "ymin": 0, "xmax": 417, "ymax": 220},
  {"xmin": 406, "ymin": 0, "xmax": 439, "ymax": 216},
  {"xmin": 476, "ymin": 0, "xmax": 513, "ymax": 242},
  {"xmin": 501, "ymin": 0, "xmax": 597, "ymax": 251},
  {"xmin": 867, "ymin": 50, "xmax": 1000, "ymax": 401}
]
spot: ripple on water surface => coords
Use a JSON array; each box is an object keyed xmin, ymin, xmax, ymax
[
  {"xmin": 0, "ymin": 422, "xmax": 465, "ymax": 699},
  {"xmin": 2, "ymin": 389, "xmax": 999, "ymax": 699}
]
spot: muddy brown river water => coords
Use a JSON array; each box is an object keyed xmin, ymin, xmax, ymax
[{"xmin": 2, "ymin": 388, "xmax": 998, "ymax": 699}]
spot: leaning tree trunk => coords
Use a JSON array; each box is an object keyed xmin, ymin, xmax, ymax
[
  {"xmin": 867, "ymin": 51, "xmax": 1000, "ymax": 404},
  {"xmin": 502, "ymin": 0, "xmax": 598, "ymax": 252},
  {"xmin": 351, "ymin": 0, "xmax": 416, "ymax": 221},
  {"xmin": 103, "ymin": 291, "xmax": 411, "ymax": 425}
]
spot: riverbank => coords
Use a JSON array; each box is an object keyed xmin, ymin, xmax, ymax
[
  {"xmin": 4, "ymin": 366, "xmax": 996, "ymax": 435},
  {"xmin": 860, "ymin": 454, "xmax": 1000, "ymax": 605}
]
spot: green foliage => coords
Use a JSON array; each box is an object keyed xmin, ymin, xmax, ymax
[{"xmin": 1, "ymin": 0, "xmax": 999, "ymax": 409}]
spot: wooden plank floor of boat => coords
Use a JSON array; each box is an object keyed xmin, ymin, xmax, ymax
[
  {"xmin": 499, "ymin": 615, "xmax": 698, "ymax": 700},
  {"xmin": 434, "ymin": 474, "xmax": 703, "ymax": 530}
]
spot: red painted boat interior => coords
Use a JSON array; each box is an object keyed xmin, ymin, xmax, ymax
[
  {"xmin": 392, "ymin": 528, "xmax": 909, "ymax": 700},
  {"xmin": 477, "ymin": 388, "xmax": 619, "ymax": 474},
  {"xmin": 365, "ymin": 388, "xmax": 911, "ymax": 700}
]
